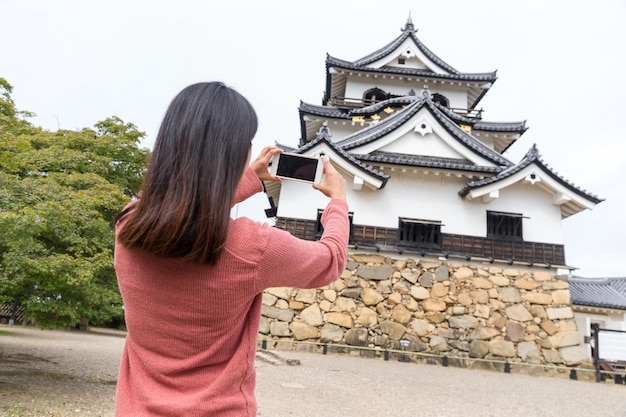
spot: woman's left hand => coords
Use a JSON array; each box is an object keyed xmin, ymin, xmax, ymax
[{"xmin": 251, "ymin": 146, "xmax": 283, "ymax": 183}]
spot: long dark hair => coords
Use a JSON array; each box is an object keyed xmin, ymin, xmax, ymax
[{"xmin": 116, "ymin": 82, "xmax": 257, "ymax": 265}]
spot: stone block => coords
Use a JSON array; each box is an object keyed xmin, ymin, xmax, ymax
[
  {"xmin": 289, "ymin": 322, "xmax": 319, "ymax": 340},
  {"xmin": 560, "ymin": 345, "xmax": 590, "ymax": 365},
  {"xmin": 449, "ymin": 315, "xmax": 479, "ymax": 329},
  {"xmin": 505, "ymin": 304, "xmax": 533, "ymax": 322},
  {"xmin": 333, "ymin": 296, "xmax": 357, "ymax": 312},
  {"xmin": 501, "ymin": 287, "xmax": 522, "ymax": 303},
  {"xmin": 551, "ymin": 289, "xmax": 571, "ymax": 305},
  {"xmin": 356, "ymin": 264, "xmax": 394, "ymax": 280},
  {"xmin": 490, "ymin": 275, "xmax": 510, "ymax": 286},
  {"xmin": 540, "ymin": 320, "xmax": 558, "ymax": 335},
  {"xmin": 295, "ymin": 288, "xmax": 317, "ymax": 304},
  {"xmin": 261, "ymin": 305, "xmax": 295, "ymax": 322},
  {"xmin": 264, "ymin": 287, "xmax": 292, "ymax": 300},
  {"xmin": 426, "ymin": 312, "xmax": 447, "ymax": 324},
  {"xmin": 505, "ymin": 321, "xmax": 526, "ymax": 342},
  {"xmin": 320, "ymin": 324, "xmax": 344, "ymax": 343},
  {"xmin": 423, "ymin": 298, "xmax": 447, "ymax": 312},
  {"xmin": 522, "ymin": 292, "xmax": 553, "ymax": 305},
  {"xmin": 514, "ymin": 279, "xmax": 542, "ymax": 290},
  {"xmin": 470, "ymin": 290, "xmax": 489, "ymax": 304},
  {"xmin": 450, "ymin": 306, "xmax": 466, "ymax": 316},
  {"xmin": 300, "ymin": 303, "xmax": 324, "ymax": 327},
  {"xmin": 410, "ymin": 286, "xmax": 430, "ymax": 300},
  {"xmin": 357, "ymin": 307, "xmax": 378, "ymax": 327},
  {"xmin": 270, "ymin": 321, "xmax": 290, "ymax": 337},
  {"xmin": 453, "ymin": 266, "xmax": 474, "ymax": 281},
  {"xmin": 262, "ymin": 293, "xmax": 278, "ymax": 306},
  {"xmin": 380, "ymin": 320, "xmax": 406, "ymax": 340},
  {"xmin": 474, "ymin": 304, "xmax": 490, "ymax": 319},
  {"xmin": 468, "ymin": 326, "xmax": 500, "ymax": 340},
  {"xmin": 469, "ymin": 340, "xmax": 490, "ymax": 358},
  {"xmin": 542, "ymin": 348, "xmax": 563, "ymax": 364},
  {"xmin": 259, "ymin": 316, "xmax": 270, "ymax": 335},
  {"xmin": 548, "ymin": 331, "xmax": 581, "ymax": 348},
  {"xmin": 546, "ymin": 307, "xmax": 573, "ymax": 320},
  {"xmin": 435, "ymin": 265, "xmax": 449, "ymax": 281},
  {"xmin": 326, "ymin": 312, "xmax": 353, "ymax": 329},
  {"xmin": 473, "ymin": 278, "xmax": 493, "ymax": 289},
  {"xmin": 322, "ymin": 289, "xmax": 337, "ymax": 302},
  {"xmin": 391, "ymin": 304, "xmax": 412, "ymax": 324},
  {"xmin": 361, "ymin": 287, "xmax": 384, "ymax": 306},
  {"xmin": 429, "ymin": 335, "xmax": 451, "ymax": 352},
  {"xmin": 409, "ymin": 318, "xmax": 431, "ymax": 336},
  {"xmin": 431, "ymin": 282, "xmax": 449, "ymax": 297},
  {"xmin": 518, "ymin": 341, "xmax": 541, "ymax": 363},
  {"xmin": 457, "ymin": 292, "xmax": 472, "ymax": 306},
  {"xmin": 489, "ymin": 339, "xmax": 516, "ymax": 357},
  {"xmin": 401, "ymin": 268, "xmax": 419, "ymax": 284},
  {"xmin": 344, "ymin": 328, "xmax": 369, "ymax": 347}
]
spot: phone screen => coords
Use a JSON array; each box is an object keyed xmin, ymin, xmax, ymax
[{"xmin": 276, "ymin": 154, "xmax": 318, "ymax": 182}]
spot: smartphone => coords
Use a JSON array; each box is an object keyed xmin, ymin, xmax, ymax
[{"xmin": 269, "ymin": 152, "xmax": 323, "ymax": 184}]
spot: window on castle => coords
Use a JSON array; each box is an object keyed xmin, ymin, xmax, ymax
[
  {"xmin": 398, "ymin": 58, "xmax": 406, "ymax": 65},
  {"xmin": 487, "ymin": 211, "xmax": 524, "ymax": 240},
  {"xmin": 316, "ymin": 209, "xmax": 354, "ymax": 242},
  {"xmin": 398, "ymin": 218, "xmax": 442, "ymax": 249},
  {"xmin": 432, "ymin": 93, "xmax": 449, "ymax": 108},
  {"xmin": 363, "ymin": 88, "xmax": 388, "ymax": 105}
]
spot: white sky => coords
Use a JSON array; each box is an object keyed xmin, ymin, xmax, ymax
[{"xmin": 2, "ymin": 0, "xmax": 625, "ymax": 278}]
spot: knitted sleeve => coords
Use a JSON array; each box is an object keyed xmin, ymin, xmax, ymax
[
  {"xmin": 233, "ymin": 167, "xmax": 263, "ymax": 205},
  {"xmin": 256, "ymin": 198, "xmax": 349, "ymax": 291}
]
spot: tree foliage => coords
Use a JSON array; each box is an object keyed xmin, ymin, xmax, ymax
[{"xmin": 0, "ymin": 78, "xmax": 150, "ymax": 328}]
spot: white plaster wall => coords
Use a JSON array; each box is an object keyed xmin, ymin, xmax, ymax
[
  {"xmin": 277, "ymin": 168, "xmax": 565, "ymax": 244},
  {"xmin": 379, "ymin": 131, "xmax": 465, "ymax": 159},
  {"xmin": 344, "ymin": 78, "xmax": 467, "ymax": 108}
]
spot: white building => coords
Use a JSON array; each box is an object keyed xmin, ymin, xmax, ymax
[{"xmin": 264, "ymin": 17, "xmax": 602, "ymax": 272}]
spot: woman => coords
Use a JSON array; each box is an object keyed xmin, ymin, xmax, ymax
[{"xmin": 113, "ymin": 82, "xmax": 349, "ymax": 416}]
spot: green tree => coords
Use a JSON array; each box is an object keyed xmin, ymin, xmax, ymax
[{"xmin": 0, "ymin": 78, "xmax": 150, "ymax": 328}]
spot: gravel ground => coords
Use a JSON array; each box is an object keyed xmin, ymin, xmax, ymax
[{"xmin": 1, "ymin": 324, "xmax": 625, "ymax": 417}]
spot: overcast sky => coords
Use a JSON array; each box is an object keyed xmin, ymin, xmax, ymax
[{"xmin": 2, "ymin": 0, "xmax": 625, "ymax": 278}]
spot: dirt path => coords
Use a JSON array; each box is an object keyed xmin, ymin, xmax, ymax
[{"xmin": 1, "ymin": 325, "xmax": 625, "ymax": 417}]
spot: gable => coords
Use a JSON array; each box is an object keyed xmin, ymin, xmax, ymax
[
  {"xmin": 461, "ymin": 163, "xmax": 597, "ymax": 217},
  {"xmin": 347, "ymin": 107, "xmax": 498, "ymax": 167},
  {"xmin": 369, "ymin": 38, "xmax": 442, "ymax": 72}
]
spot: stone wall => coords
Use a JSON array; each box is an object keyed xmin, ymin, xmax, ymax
[{"xmin": 260, "ymin": 254, "xmax": 590, "ymax": 368}]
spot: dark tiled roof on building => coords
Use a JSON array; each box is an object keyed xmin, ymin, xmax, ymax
[
  {"xmin": 295, "ymin": 124, "xmax": 390, "ymax": 186},
  {"xmin": 356, "ymin": 152, "xmax": 503, "ymax": 174},
  {"xmin": 343, "ymin": 17, "xmax": 497, "ymax": 83},
  {"xmin": 458, "ymin": 145, "xmax": 604, "ymax": 204},
  {"xmin": 569, "ymin": 276, "xmax": 626, "ymax": 310},
  {"xmin": 333, "ymin": 88, "xmax": 513, "ymax": 170}
]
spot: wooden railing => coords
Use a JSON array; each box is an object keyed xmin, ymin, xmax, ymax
[{"xmin": 275, "ymin": 217, "xmax": 565, "ymax": 266}]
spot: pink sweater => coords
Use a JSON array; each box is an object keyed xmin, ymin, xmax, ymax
[{"xmin": 114, "ymin": 168, "xmax": 349, "ymax": 416}]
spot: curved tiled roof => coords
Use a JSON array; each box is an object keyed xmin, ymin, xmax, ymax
[
  {"xmin": 299, "ymin": 101, "xmax": 351, "ymax": 119},
  {"xmin": 326, "ymin": 55, "xmax": 497, "ymax": 83},
  {"xmin": 569, "ymin": 276, "xmax": 626, "ymax": 310},
  {"xmin": 334, "ymin": 88, "xmax": 513, "ymax": 169},
  {"xmin": 347, "ymin": 18, "xmax": 497, "ymax": 82},
  {"xmin": 356, "ymin": 152, "xmax": 504, "ymax": 174},
  {"xmin": 434, "ymin": 103, "xmax": 528, "ymax": 133},
  {"xmin": 295, "ymin": 124, "xmax": 389, "ymax": 186},
  {"xmin": 458, "ymin": 144, "xmax": 604, "ymax": 204}
]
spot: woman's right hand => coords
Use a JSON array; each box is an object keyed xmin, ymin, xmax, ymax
[{"xmin": 313, "ymin": 156, "xmax": 346, "ymax": 201}]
